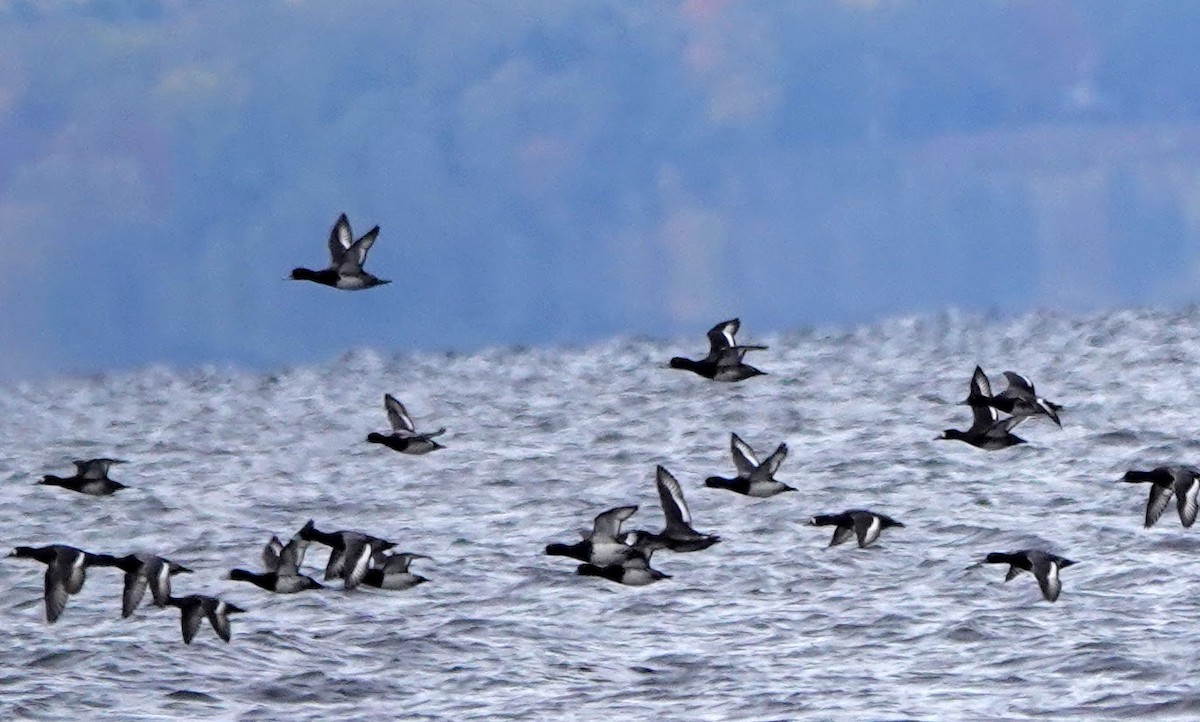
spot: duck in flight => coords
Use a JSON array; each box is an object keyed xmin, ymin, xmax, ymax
[
  {"xmin": 165, "ymin": 594, "xmax": 247, "ymax": 644},
  {"xmin": 621, "ymin": 466, "xmax": 720, "ymax": 552},
  {"xmin": 964, "ymin": 367, "xmax": 1062, "ymax": 427},
  {"xmin": 106, "ymin": 553, "xmax": 193, "ymax": 617},
  {"xmin": 366, "ymin": 394, "xmax": 446, "ymax": 455},
  {"xmin": 8, "ymin": 544, "xmax": 120, "ymax": 623},
  {"xmin": 984, "ymin": 549, "xmax": 1076, "ymax": 602},
  {"xmin": 1121, "ymin": 465, "xmax": 1200, "ymax": 528},
  {"xmin": 229, "ymin": 533, "xmax": 323, "ymax": 594},
  {"xmin": 939, "ymin": 367, "xmax": 1027, "ymax": 450},
  {"xmin": 361, "ymin": 551, "xmax": 432, "ymax": 590},
  {"xmin": 809, "ymin": 509, "xmax": 904, "ymax": 548},
  {"xmin": 669, "ymin": 318, "xmax": 767, "ymax": 382},
  {"xmin": 576, "ymin": 553, "xmax": 670, "ymax": 587},
  {"xmin": 297, "ymin": 519, "xmax": 396, "ymax": 590},
  {"xmin": 289, "ymin": 213, "xmax": 390, "ymax": 290},
  {"xmin": 39, "ymin": 458, "xmax": 128, "ymax": 496},
  {"xmin": 705, "ymin": 433, "xmax": 794, "ymax": 497},
  {"xmin": 545, "ymin": 505, "xmax": 642, "ymax": 567}
]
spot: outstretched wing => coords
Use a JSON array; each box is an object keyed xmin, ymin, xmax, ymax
[
  {"xmin": 1030, "ymin": 555, "xmax": 1063, "ymax": 602},
  {"xmin": 122, "ymin": 569, "xmax": 149, "ymax": 618},
  {"xmin": 999, "ymin": 371, "xmax": 1036, "ymax": 398},
  {"xmin": 276, "ymin": 535, "xmax": 310, "ymax": 576},
  {"xmin": 970, "ymin": 366, "xmax": 993, "ymax": 399},
  {"xmin": 382, "ymin": 552, "xmax": 431, "ymax": 574},
  {"xmin": 180, "ymin": 602, "xmax": 204, "ymax": 644},
  {"xmin": 730, "ymin": 433, "xmax": 760, "ymax": 475},
  {"xmin": 706, "ymin": 318, "xmax": 740, "ymax": 355},
  {"xmin": 592, "ymin": 505, "xmax": 638, "ymax": 542},
  {"xmin": 829, "ymin": 526, "xmax": 855, "ymax": 547},
  {"xmin": 1145, "ymin": 484, "xmax": 1174, "ymax": 528},
  {"xmin": 206, "ymin": 603, "xmax": 233, "ymax": 643},
  {"xmin": 655, "ymin": 466, "xmax": 692, "ymax": 531},
  {"xmin": 759, "ymin": 443, "xmax": 788, "ymax": 478},
  {"xmin": 328, "ymin": 213, "xmax": 353, "ymax": 266},
  {"xmin": 43, "ymin": 569, "xmax": 69, "ymax": 624},
  {"xmin": 384, "ymin": 394, "xmax": 416, "ymax": 434},
  {"xmin": 262, "ymin": 536, "xmax": 284, "ymax": 572},
  {"xmin": 339, "ymin": 226, "xmax": 380, "ymax": 271}
]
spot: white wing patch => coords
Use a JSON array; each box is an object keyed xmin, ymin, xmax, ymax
[{"xmin": 730, "ymin": 433, "xmax": 760, "ymax": 476}]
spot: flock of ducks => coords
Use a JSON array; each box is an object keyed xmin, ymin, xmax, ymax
[{"xmin": 9, "ymin": 214, "xmax": 1194, "ymax": 643}]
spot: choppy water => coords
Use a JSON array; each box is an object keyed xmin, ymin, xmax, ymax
[{"xmin": 4, "ymin": 308, "xmax": 1200, "ymax": 720}]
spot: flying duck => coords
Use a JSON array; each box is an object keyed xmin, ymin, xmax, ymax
[
  {"xmin": 361, "ymin": 552, "xmax": 432, "ymax": 590},
  {"xmin": 669, "ymin": 318, "xmax": 767, "ymax": 381},
  {"xmin": 165, "ymin": 594, "xmax": 247, "ymax": 644},
  {"xmin": 366, "ymin": 394, "xmax": 446, "ymax": 455},
  {"xmin": 1121, "ymin": 466, "xmax": 1200, "ymax": 528},
  {"xmin": 8, "ymin": 545, "xmax": 120, "ymax": 623},
  {"xmin": 39, "ymin": 458, "xmax": 128, "ymax": 496},
  {"xmin": 107, "ymin": 553, "xmax": 192, "ymax": 617},
  {"xmin": 576, "ymin": 555, "xmax": 670, "ymax": 586},
  {"xmin": 705, "ymin": 433, "xmax": 795, "ymax": 497},
  {"xmin": 622, "ymin": 466, "xmax": 721, "ymax": 552},
  {"xmin": 297, "ymin": 520, "xmax": 396, "ymax": 589},
  {"xmin": 939, "ymin": 368, "xmax": 1027, "ymax": 450},
  {"xmin": 964, "ymin": 367, "xmax": 1062, "ymax": 427},
  {"xmin": 229, "ymin": 533, "xmax": 323, "ymax": 593},
  {"xmin": 289, "ymin": 213, "xmax": 390, "ymax": 290},
  {"xmin": 809, "ymin": 510, "xmax": 904, "ymax": 548},
  {"xmin": 545, "ymin": 505, "xmax": 642, "ymax": 567},
  {"xmin": 984, "ymin": 549, "xmax": 1076, "ymax": 602}
]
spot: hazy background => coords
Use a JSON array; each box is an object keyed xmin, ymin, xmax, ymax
[{"xmin": 3, "ymin": 0, "xmax": 1200, "ymax": 379}]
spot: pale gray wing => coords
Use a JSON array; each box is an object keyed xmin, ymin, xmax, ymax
[
  {"xmin": 384, "ymin": 394, "xmax": 416, "ymax": 434},
  {"xmin": 324, "ymin": 547, "xmax": 347, "ymax": 581},
  {"xmin": 760, "ymin": 443, "xmax": 788, "ymax": 478},
  {"xmin": 328, "ymin": 213, "xmax": 352, "ymax": 266},
  {"xmin": 340, "ymin": 226, "xmax": 380, "ymax": 271},
  {"xmin": 177, "ymin": 600, "xmax": 202, "ymax": 643},
  {"xmin": 1004, "ymin": 566, "xmax": 1023, "ymax": 582},
  {"xmin": 829, "ymin": 526, "xmax": 855, "ymax": 547},
  {"xmin": 730, "ymin": 433, "xmax": 760, "ymax": 476},
  {"xmin": 206, "ymin": 602, "xmax": 233, "ymax": 643},
  {"xmin": 1030, "ymin": 554, "xmax": 1062, "ymax": 602},
  {"xmin": 1175, "ymin": 473, "xmax": 1200, "ymax": 528},
  {"xmin": 1146, "ymin": 484, "xmax": 1175, "ymax": 528},
  {"xmin": 277, "ymin": 535, "xmax": 310, "ymax": 575},
  {"xmin": 59, "ymin": 552, "xmax": 87, "ymax": 595},
  {"xmin": 382, "ymin": 553, "xmax": 431, "ymax": 573},
  {"xmin": 714, "ymin": 346, "xmax": 750, "ymax": 369},
  {"xmin": 76, "ymin": 459, "xmax": 120, "ymax": 480},
  {"xmin": 592, "ymin": 505, "xmax": 638, "ymax": 542},
  {"xmin": 970, "ymin": 366, "xmax": 993, "ymax": 399},
  {"xmin": 122, "ymin": 568, "xmax": 149, "ymax": 618},
  {"xmin": 999, "ymin": 371, "xmax": 1036, "ymax": 398},
  {"xmin": 262, "ymin": 536, "xmax": 284, "ymax": 572},
  {"xmin": 655, "ymin": 466, "xmax": 692, "ymax": 532},
  {"xmin": 43, "ymin": 569, "xmax": 69, "ymax": 624}
]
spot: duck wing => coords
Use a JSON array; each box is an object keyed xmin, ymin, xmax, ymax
[
  {"xmin": 384, "ymin": 394, "xmax": 417, "ymax": 435},
  {"xmin": 655, "ymin": 466, "xmax": 693, "ymax": 535},
  {"xmin": 730, "ymin": 433, "xmax": 760, "ymax": 476},
  {"xmin": 591, "ymin": 505, "xmax": 638, "ymax": 542},
  {"xmin": 327, "ymin": 213, "xmax": 353, "ymax": 266}
]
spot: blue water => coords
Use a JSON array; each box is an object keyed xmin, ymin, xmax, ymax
[{"xmin": 4, "ymin": 308, "xmax": 1200, "ymax": 720}]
